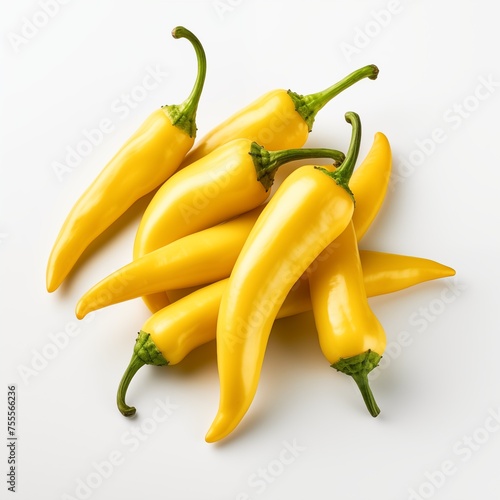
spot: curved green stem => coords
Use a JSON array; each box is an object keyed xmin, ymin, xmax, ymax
[
  {"xmin": 332, "ymin": 350, "xmax": 381, "ymax": 417},
  {"xmin": 316, "ymin": 111, "xmax": 361, "ymax": 201},
  {"xmin": 288, "ymin": 65, "xmax": 379, "ymax": 131},
  {"xmin": 117, "ymin": 355, "xmax": 145, "ymax": 417},
  {"xmin": 116, "ymin": 331, "xmax": 169, "ymax": 417},
  {"xmin": 250, "ymin": 144, "xmax": 345, "ymax": 191},
  {"xmin": 163, "ymin": 26, "xmax": 207, "ymax": 138}
]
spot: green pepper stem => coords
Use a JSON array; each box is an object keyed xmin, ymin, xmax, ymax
[
  {"xmin": 250, "ymin": 144, "xmax": 345, "ymax": 191},
  {"xmin": 317, "ymin": 111, "xmax": 361, "ymax": 200},
  {"xmin": 331, "ymin": 349, "xmax": 381, "ymax": 417},
  {"xmin": 351, "ymin": 372, "xmax": 380, "ymax": 417},
  {"xmin": 288, "ymin": 65, "xmax": 379, "ymax": 131},
  {"xmin": 117, "ymin": 354, "xmax": 145, "ymax": 417},
  {"xmin": 116, "ymin": 331, "xmax": 169, "ymax": 417},
  {"xmin": 163, "ymin": 26, "xmax": 207, "ymax": 138}
]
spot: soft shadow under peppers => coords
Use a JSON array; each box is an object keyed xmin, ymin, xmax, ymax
[{"xmin": 116, "ymin": 253, "xmax": 455, "ymax": 417}]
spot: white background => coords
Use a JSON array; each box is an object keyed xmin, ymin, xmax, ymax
[{"xmin": 1, "ymin": 1, "xmax": 500, "ymax": 499}]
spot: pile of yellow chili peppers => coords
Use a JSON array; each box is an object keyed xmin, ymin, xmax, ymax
[{"xmin": 47, "ymin": 27, "xmax": 455, "ymax": 443}]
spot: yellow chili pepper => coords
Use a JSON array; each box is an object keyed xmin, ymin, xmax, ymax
[
  {"xmin": 305, "ymin": 132, "xmax": 392, "ymax": 417},
  {"xmin": 301, "ymin": 131, "xmax": 392, "ymax": 417},
  {"xmin": 133, "ymin": 139, "xmax": 345, "ymax": 312},
  {"xmin": 181, "ymin": 65, "xmax": 378, "ymax": 167},
  {"xmin": 205, "ymin": 112, "xmax": 361, "ymax": 443},
  {"xmin": 76, "ymin": 130, "xmax": 392, "ymax": 317},
  {"xmin": 361, "ymin": 251, "xmax": 457, "ymax": 296},
  {"xmin": 309, "ymin": 222, "xmax": 386, "ymax": 417},
  {"xmin": 135, "ymin": 65, "xmax": 378, "ymax": 311},
  {"xmin": 45, "ymin": 26, "xmax": 206, "ymax": 292},
  {"xmin": 116, "ymin": 252, "xmax": 455, "ymax": 417},
  {"xmin": 76, "ymin": 205, "xmax": 266, "ymax": 319},
  {"xmin": 349, "ymin": 132, "xmax": 391, "ymax": 240},
  {"xmin": 290, "ymin": 251, "xmax": 456, "ymax": 315}
]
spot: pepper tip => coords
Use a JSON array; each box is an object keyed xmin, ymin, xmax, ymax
[
  {"xmin": 75, "ymin": 295, "xmax": 92, "ymax": 320},
  {"xmin": 74, "ymin": 303, "xmax": 86, "ymax": 320},
  {"xmin": 205, "ymin": 426, "xmax": 224, "ymax": 443},
  {"xmin": 205, "ymin": 413, "xmax": 235, "ymax": 443},
  {"xmin": 46, "ymin": 271, "xmax": 59, "ymax": 293}
]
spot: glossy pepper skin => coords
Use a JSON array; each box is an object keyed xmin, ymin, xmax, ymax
[
  {"xmin": 205, "ymin": 112, "xmax": 362, "ymax": 443},
  {"xmin": 116, "ymin": 252, "xmax": 455, "ymax": 417},
  {"xmin": 181, "ymin": 64, "xmax": 378, "ymax": 167},
  {"xmin": 75, "ymin": 205, "xmax": 266, "ymax": 319},
  {"xmin": 135, "ymin": 64, "xmax": 379, "ymax": 311},
  {"xmin": 306, "ymin": 132, "xmax": 392, "ymax": 417},
  {"xmin": 350, "ymin": 132, "xmax": 392, "ymax": 239},
  {"xmin": 309, "ymin": 222, "xmax": 386, "ymax": 416},
  {"xmin": 76, "ymin": 131, "xmax": 392, "ymax": 317},
  {"xmin": 361, "ymin": 251, "xmax": 456, "ymax": 296},
  {"xmin": 45, "ymin": 27, "xmax": 207, "ymax": 292},
  {"xmin": 133, "ymin": 139, "xmax": 345, "ymax": 312}
]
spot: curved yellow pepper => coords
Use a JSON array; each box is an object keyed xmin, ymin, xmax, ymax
[
  {"xmin": 361, "ymin": 251, "xmax": 456, "ymax": 296},
  {"xmin": 181, "ymin": 65, "xmax": 378, "ymax": 167},
  {"xmin": 306, "ymin": 131, "xmax": 393, "ymax": 417},
  {"xmin": 133, "ymin": 140, "xmax": 344, "ymax": 312},
  {"xmin": 76, "ymin": 205, "xmax": 266, "ymax": 319},
  {"xmin": 116, "ymin": 252, "xmax": 455, "ymax": 417},
  {"xmin": 136, "ymin": 64, "xmax": 378, "ymax": 312},
  {"xmin": 76, "ymin": 132, "xmax": 392, "ymax": 318},
  {"xmin": 309, "ymin": 222, "xmax": 386, "ymax": 416},
  {"xmin": 46, "ymin": 27, "xmax": 206, "ymax": 292},
  {"xmin": 205, "ymin": 112, "xmax": 361, "ymax": 443},
  {"xmin": 350, "ymin": 132, "xmax": 392, "ymax": 239}
]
